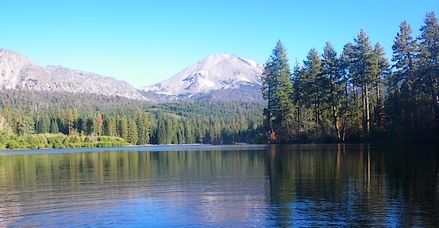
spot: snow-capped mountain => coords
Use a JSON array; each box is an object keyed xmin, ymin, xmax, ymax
[
  {"xmin": 141, "ymin": 53, "xmax": 263, "ymax": 100},
  {"xmin": 0, "ymin": 49, "xmax": 146, "ymax": 100},
  {"xmin": 1, "ymin": 49, "xmax": 265, "ymax": 102}
]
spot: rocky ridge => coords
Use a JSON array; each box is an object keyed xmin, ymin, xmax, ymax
[
  {"xmin": 1, "ymin": 49, "xmax": 264, "ymax": 102},
  {"xmin": 0, "ymin": 49, "xmax": 145, "ymax": 100}
]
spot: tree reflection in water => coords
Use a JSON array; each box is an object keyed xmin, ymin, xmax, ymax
[
  {"xmin": 0, "ymin": 144, "xmax": 437, "ymax": 227},
  {"xmin": 266, "ymin": 144, "xmax": 439, "ymax": 227}
]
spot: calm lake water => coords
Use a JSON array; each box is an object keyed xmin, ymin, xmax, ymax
[{"xmin": 0, "ymin": 144, "xmax": 438, "ymax": 227}]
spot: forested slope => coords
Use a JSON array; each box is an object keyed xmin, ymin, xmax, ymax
[{"xmin": 0, "ymin": 90, "xmax": 264, "ymax": 149}]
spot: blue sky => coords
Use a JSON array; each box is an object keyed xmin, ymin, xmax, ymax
[{"xmin": 1, "ymin": 1, "xmax": 437, "ymax": 86}]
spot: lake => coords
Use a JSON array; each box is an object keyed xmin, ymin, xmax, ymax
[{"xmin": 0, "ymin": 144, "xmax": 437, "ymax": 227}]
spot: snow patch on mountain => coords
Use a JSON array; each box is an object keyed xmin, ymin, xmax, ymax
[{"xmin": 141, "ymin": 53, "xmax": 263, "ymax": 97}]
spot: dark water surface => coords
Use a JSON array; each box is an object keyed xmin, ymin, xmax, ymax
[{"xmin": 0, "ymin": 144, "xmax": 437, "ymax": 227}]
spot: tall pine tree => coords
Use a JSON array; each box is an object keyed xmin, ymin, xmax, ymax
[
  {"xmin": 418, "ymin": 11, "xmax": 439, "ymax": 135},
  {"xmin": 349, "ymin": 29, "xmax": 376, "ymax": 137},
  {"xmin": 262, "ymin": 40, "xmax": 294, "ymax": 142},
  {"xmin": 321, "ymin": 42, "xmax": 343, "ymax": 140},
  {"xmin": 388, "ymin": 20, "xmax": 419, "ymax": 138}
]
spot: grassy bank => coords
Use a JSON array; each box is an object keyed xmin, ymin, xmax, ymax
[{"xmin": 0, "ymin": 133, "xmax": 129, "ymax": 150}]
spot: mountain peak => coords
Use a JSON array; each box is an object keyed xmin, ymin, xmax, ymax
[
  {"xmin": 141, "ymin": 53, "xmax": 263, "ymax": 99},
  {"xmin": 0, "ymin": 48, "xmax": 33, "ymax": 65},
  {"xmin": 0, "ymin": 48, "xmax": 147, "ymax": 100},
  {"xmin": 0, "ymin": 48, "xmax": 46, "ymax": 90}
]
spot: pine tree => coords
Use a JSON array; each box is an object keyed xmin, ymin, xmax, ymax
[
  {"xmin": 372, "ymin": 42, "xmax": 390, "ymax": 128},
  {"xmin": 35, "ymin": 115, "xmax": 50, "ymax": 133},
  {"xmin": 105, "ymin": 115, "xmax": 117, "ymax": 137},
  {"xmin": 117, "ymin": 113, "xmax": 128, "ymax": 141},
  {"xmin": 349, "ymin": 29, "xmax": 376, "ymax": 137},
  {"xmin": 261, "ymin": 40, "xmax": 295, "ymax": 142},
  {"xmin": 391, "ymin": 20, "xmax": 418, "ymax": 87},
  {"xmin": 136, "ymin": 111, "xmax": 151, "ymax": 145},
  {"xmin": 321, "ymin": 42, "xmax": 343, "ymax": 140},
  {"xmin": 62, "ymin": 108, "xmax": 78, "ymax": 135},
  {"xmin": 340, "ymin": 42, "xmax": 362, "ymax": 140},
  {"xmin": 303, "ymin": 48, "xmax": 324, "ymax": 125},
  {"xmin": 418, "ymin": 11, "xmax": 439, "ymax": 135},
  {"xmin": 292, "ymin": 62, "xmax": 307, "ymax": 138},
  {"xmin": 85, "ymin": 117, "xmax": 94, "ymax": 135},
  {"xmin": 50, "ymin": 119, "xmax": 59, "ymax": 134},
  {"xmin": 127, "ymin": 116, "xmax": 138, "ymax": 144},
  {"xmin": 165, "ymin": 117, "xmax": 174, "ymax": 144},
  {"xmin": 16, "ymin": 115, "xmax": 34, "ymax": 135},
  {"xmin": 155, "ymin": 114, "xmax": 167, "ymax": 145},
  {"xmin": 184, "ymin": 120, "xmax": 194, "ymax": 144},
  {"xmin": 389, "ymin": 20, "xmax": 419, "ymax": 137},
  {"xmin": 95, "ymin": 113, "xmax": 103, "ymax": 136}
]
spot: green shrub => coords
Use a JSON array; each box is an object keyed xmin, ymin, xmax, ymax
[
  {"xmin": 29, "ymin": 144, "xmax": 39, "ymax": 149},
  {"xmin": 53, "ymin": 142, "xmax": 65, "ymax": 149},
  {"xmin": 6, "ymin": 140, "xmax": 21, "ymax": 149},
  {"xmin": 38, "ymin": 143, "xmax": 48, "ymax": 149},
  {"xmin": 82, "ymin": 142, "xmax": 95, "ymax": 148},
  {"xmin": 70, "ymin": 135, "xmax": 81, "ymax": 143},
  {"xmin": 62, "ymin": 137, "xmax": 70, "ymax": 145}
]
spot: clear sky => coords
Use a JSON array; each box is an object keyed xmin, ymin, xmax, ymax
[{"xmin": 1, "ymin": 1, "xmax": 437, "ymax": 87}]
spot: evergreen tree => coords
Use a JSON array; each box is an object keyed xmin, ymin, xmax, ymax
[
  {"xmin": 349, "ymin": 29, "xmax": 376, "ymax": 136},
  {"xmin": 388, "ymin": 20, "xmax": 419, "ymax": 138},
  {"xmin": 85, "ymin": 117, "xmax": 94, "ymax": 135},
  {"xmin": 371, "ymin": 42, "xmax": 390, "ymax": 129},
  {"xmin": 50, "ymin": 119, "xmax": 59, "ymax": 134},
  {"xmin": 95, "ymin": 113, "xmax": 103, "ymax": 136},
  {"xmin": 117, "ymin": 113, "xmax": 128, "ymax": 141},
  {"xmin": 261, "ymin": 40, "xmax": 295, "ymax": 142},
  {"xmin": 292, "ymin": 62, "xmax": 307, "ymax": 138},
  {"xmin": 35, "ymin": 115, "xmax": 50, "ymax": 133},
  {"xmin": 340, "ymin": 42, "xmax": 362, "ymax": 141},
  {"xmin": 136, "ymin": 111, "xmax": 151, "ymax": 145},
  {"xmin": 184, "ymin": 120, "xmax": 194, "ymax": 144},
  {"xmin": 61, "ymin": 108, "xmax": 78, "ymax": 135},
  {"xmin": 165, "ymin": 117, "xmax": 174, "ymax": 144},
  {"xmin": 127, "ymin": 116, "xmax": 138, "ymax": 144},
  {"xmin": 16, "ymin": 115, "xmax": 34, "ymax": 135},
  {"xmin": 321, "ymin": 42, "xmax": 343, "ymax": 140},
  {"xmin": 418, "ymin": 11, "xmax": 439, "ymax": 134},
  {"xmin": 155, "ymin": 114, "xmax": 167, "ymax": 145},
  {"xmin": 303, "ymin": 48, "xmax": 324, "ymax": 125},
  {"xmin": 103, "ymin": 115, "xmax": 117, "ymax": 137}
]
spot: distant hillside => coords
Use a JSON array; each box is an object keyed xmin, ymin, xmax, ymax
[{"xmin": 0, "ymin": 90, "xmax": 150, "ymax": 112}]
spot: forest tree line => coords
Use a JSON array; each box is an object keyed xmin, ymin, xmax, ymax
[
  {"xmin": 0, "ymin": 97, "xmax": 264, "ymax": 149},
  {"xmin": 262, "ymin": 12, "xmax": 438, "ymax": 143}
]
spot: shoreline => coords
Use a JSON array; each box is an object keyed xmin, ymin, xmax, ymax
[{"xmin": 0, "ymin": 144, "xmax": 269, "ymax": 155}]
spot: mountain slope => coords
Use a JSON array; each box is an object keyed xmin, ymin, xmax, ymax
[
  {"xmin": 0, "ymin": 49, "xmax": 54, "ymax": 90},
  {"xmin": 0, "ymin": 49, "xmax": 146, "ymax": 100},
  {"xmin": 46, "ymin": 65, "xmax": 145, "ymax": 100},
  {"xmin": 141, "ymin": 53, "xmax": 263, "ymax": 100}
]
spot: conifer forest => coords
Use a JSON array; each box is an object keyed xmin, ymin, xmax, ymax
[{"xmin": 262, "ymin": 12, "xmax": 438, "ymax": 143}]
